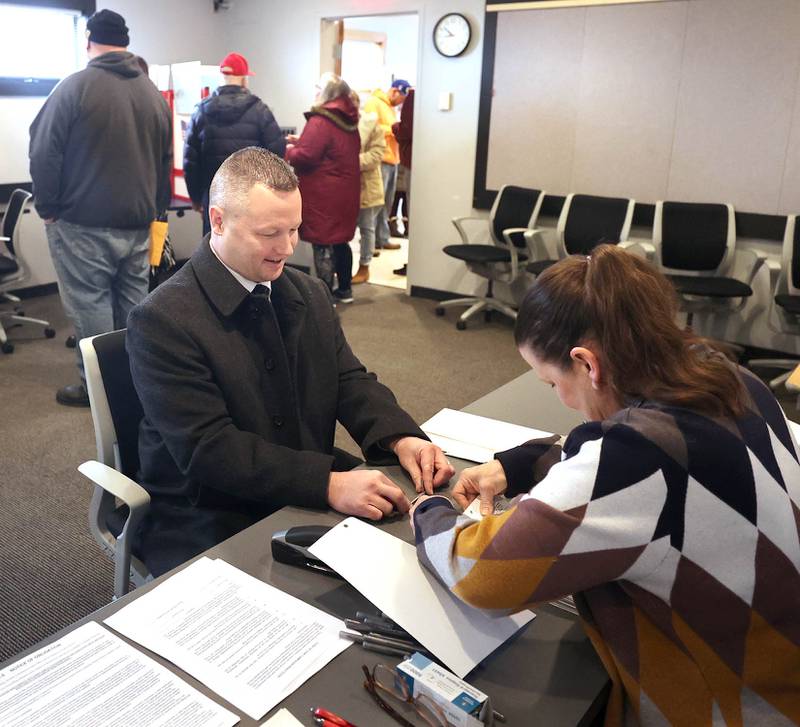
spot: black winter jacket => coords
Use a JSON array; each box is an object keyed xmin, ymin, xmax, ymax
[
  {"xmin": 182, "ymin": 86, "xmax": 286, "ymax": 204},
  {"xmin": 29, "ymin": 52, "xmax": 172, "ymax": 228}
]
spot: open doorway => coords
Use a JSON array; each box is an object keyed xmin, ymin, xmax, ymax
[{"xmin": 320, "ymin": 13, "xmax": 418, "ymax": 291}]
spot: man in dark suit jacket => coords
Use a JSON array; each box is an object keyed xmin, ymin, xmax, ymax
[{"xmin": 127, "ymin": 147, "xmax": 453, "ymax": 575}]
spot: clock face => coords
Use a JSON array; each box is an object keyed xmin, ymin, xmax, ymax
[{"xmin": 434, "ymin": 13, "xmax": 471, "ymax": 58}]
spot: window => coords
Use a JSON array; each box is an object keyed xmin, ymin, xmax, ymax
[{"xmin": 0, "ymin": 2, "xmax": 90, "ymax": 96}]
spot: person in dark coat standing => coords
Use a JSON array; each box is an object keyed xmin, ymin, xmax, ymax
[
  {"xmin": 285, "ymin": 74, "xmax": 360, "ymax": 304},
  {"xmin": 391, "ymin": 88, "xmax": 414, "ymax": 276},
  {"xmin": 29, "ymin": 9, "xmax": 172, "ymax": 407},
  {"xmin": 183, "ymin": 52, "xmax": 286, "ymax": 236}
]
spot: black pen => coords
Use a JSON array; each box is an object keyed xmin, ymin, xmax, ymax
[
  {"xmin": 339, "ymin": 631, "xmax": 411, "ymax": 658},
  {"xmin": 344, "ymin": 618, "xmax": 413, "ymax": 641}
]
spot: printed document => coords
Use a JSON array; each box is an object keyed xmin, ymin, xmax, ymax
[
  {"xmin": 421, "ymin": 408, "xmax": 555, "ymax": 462},
  {"xmin": 105, "ymin": 557, "xmax": 350, "ymax": 720},
  {"xmin": 0, "ymin": 621, "xmax": 238, "ymax": 727},
  {"xmin": 309, "ymin": 518, "xmax": 535, "ymax": 678}
]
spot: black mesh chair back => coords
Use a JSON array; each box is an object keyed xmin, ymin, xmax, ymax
[
  {"xmin": 492, "ymin": 186, "xmax": 543, "ymax": 249},
  {"xmin": 661, "ymin": 202, "xmax": 729, "ymax": 272},
  {"xmin": 563, "ymin": 194, "xmax": 631, "ymax": 255},
  {"xmin": 92, "ymin": 330, "xmax": 143, "ymax": 479},
  {"xmin": 792, "ymin": 220, "xmax": 800, "ymax": 292},
  {"xmin": 1, "ymin": 189, "xmax": 31, "ymax": 257}
]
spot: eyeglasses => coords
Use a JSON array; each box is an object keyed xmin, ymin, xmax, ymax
[{"xmin": 362, "ymin": 664, "xmax": 451, "ymax": 727}]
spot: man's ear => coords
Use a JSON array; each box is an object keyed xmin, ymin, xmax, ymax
[
  {"xmin": 209, "ymin": 205, "xmax": 224, "ymax": 235},
  {"xmin": 570, "ymin": 346, "xmax": 603, "ymax": 390}
]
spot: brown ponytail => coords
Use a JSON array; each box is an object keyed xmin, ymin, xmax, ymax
[{"xmin": 514, "ymin": 245, "xmax": 747, "ymax": 418}]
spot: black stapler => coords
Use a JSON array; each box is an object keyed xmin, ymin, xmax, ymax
[{"xmin": 271, "ymin": 525, "xmax": 341, "ymax": 578}]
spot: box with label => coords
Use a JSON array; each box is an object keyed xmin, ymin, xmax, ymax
[{"xmin": 396, "ymin": 652, "xmax": 490, "ymax": 727}]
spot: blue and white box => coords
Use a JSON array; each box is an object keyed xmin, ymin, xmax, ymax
[{"xmin": 396, "ymin": 652, "xmax": 490, "ymax": 727}]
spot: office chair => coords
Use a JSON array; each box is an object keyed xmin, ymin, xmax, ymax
[
  {"xmin": 0, "ymin": 189, "xmax": 55, "ymax": 353},
  {"xmin": 525, "ymin": 193, "xmax": 635, "ymax": 276},
  {"xmin": 435, "ymin": 185, "xmax": 545, "ymax": 330},
  {"xmin": 748, "ymin": 214, "xmax": 800, "ymax": 393},
  {"xmin": 78, "ymin": 330, "xmax": 152, "ymax": 599},
  {"xmin": 652, "ymin": 201, "xmax": 764, "ymax": 329}
]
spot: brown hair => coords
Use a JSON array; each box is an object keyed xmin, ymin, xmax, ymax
[
  {"xmin": 209, "ymin": 146, "xmax": 297, "ymax": 215},
  {"xmin": 514, "ymin": 245, "xmax": 747, "ymax": 417}
]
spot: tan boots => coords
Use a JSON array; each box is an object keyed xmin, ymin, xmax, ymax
[{"xmin": 352, "ymin": 264, "xmax": 370, "ymax": 284}]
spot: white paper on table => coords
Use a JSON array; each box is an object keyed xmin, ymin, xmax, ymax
[
  {"xmin": 105, "ymin": 557, "xmax": 351, "ymax": 721},
  {"xmin": 422, "ymin": 408, "xmax": 555, "ymax": 463},
  {"xmin": 309, "ymin": 518, "xmax": 535, "ymax": 678},
  {"xmin": 0, "ymin": 621, "xmax": 238, "ymax": 727},
  {"xmin": 262, "ymin": 708, "xmax": 304, "ymax": 726}
]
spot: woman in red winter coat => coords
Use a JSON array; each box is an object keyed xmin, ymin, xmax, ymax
[{"xmin": 285, "ymin": 74, "xmax": 360, "ymax": 303}]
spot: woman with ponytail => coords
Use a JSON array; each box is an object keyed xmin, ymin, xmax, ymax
[{"xmin": 412, "ymin": 246, "xmax": 800, "ymax": 726}]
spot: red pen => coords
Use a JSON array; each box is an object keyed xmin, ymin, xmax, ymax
[{"xmin": 311, "ymin": 706, "xmax": 358, "ymax": 727}]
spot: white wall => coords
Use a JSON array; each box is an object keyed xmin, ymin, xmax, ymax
[{"xmin": 221, "ymin": 0, "xmax": 486, "ymax": 298}]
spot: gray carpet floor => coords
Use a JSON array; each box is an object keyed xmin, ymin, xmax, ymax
[{"xmin": 0, "ymin": 283, "xmax": 527, "ymax": 662}]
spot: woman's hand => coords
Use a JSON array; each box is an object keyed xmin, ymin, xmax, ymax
[{"xmin": 452, "ymin": 460, "xmax": 508, "ymax": 515}]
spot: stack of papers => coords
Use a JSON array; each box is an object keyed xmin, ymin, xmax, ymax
[
  {"xmin": 0, "ymin": 622, "xmax": 238, "ymax": 727},
  {"xmin": 421, "ymin": 408, "xmax": 555, "ymax": 463},
  {"xmin": 0, "ymin": 557, "xmax": 351, "ymax": 726},
  {"xmin": 104, "ymin": 557, "xmax": 351, "ymax": 721}
]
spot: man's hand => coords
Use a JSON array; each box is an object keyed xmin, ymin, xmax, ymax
[
  {"xmin": 452, "ymin": 460, "xmax": 508, "ymax": 515},
  {"xmin": 327, "ymin": 469, "xmax": 410, "ymax": 521},
  {"xmin": 191, "ymin": 202, "xmax": 203, "ymax": 214},
  {"xmin": 285, "ymin": 133, "xmax": 299, "ymax": 143},
  {"xmin": 390, "ymin": 436, "xmax": 455, "ymax": 494}
]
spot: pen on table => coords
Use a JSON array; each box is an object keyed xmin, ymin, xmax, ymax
[
  {"xmin": 340, "ymin": 630, "xmax": 417, "ymax": 651},
  {"xmin": 352, "ymin": 613, "xmax": 412, "ymax": 639},
  {"xmin": 311, "ymin": 706, "xmax": 358, "ymax": 727},
  {"xmin": 339, "ymin": 631, "xmax": 411, "ymax": 658},
  {"xmin": 344, "ymin": 618, "xmax": 414, "ymax": 641}
]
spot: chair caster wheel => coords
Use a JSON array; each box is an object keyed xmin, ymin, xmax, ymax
[
  {"xmin": 16, "ymin": 309, "xmax": 24, "ymax": 316},
  {"xmin": 435, "ymin": 306, "xmax": 445, "ymax": 317},
  {"xmin": 66, "ymin": 335, "xmax": 76, "ymax": 348},
  {"xmin": 2, "ymin": 341, "xmax": 14, "ymax": 354},
  {"xmin": 456, "ymin": 320, "xmax": 467, "ymax": 331},
  {"xmin": 45, "ymin": 327, "xmax": 56, "ymax": 338}
]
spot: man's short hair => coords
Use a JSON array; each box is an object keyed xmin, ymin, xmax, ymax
[{"xmin": 209, "ymin": 147, "xmax": 298, "ymax": 214}]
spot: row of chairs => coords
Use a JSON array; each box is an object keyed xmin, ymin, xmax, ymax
[{"xmin": 436, "ymin": 186, "xmax": 772, "ymax": 334}]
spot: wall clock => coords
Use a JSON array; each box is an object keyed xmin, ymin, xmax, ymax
[{"xmin": 433, "ymin": 13, "xmax": 471, "ymax": 58}]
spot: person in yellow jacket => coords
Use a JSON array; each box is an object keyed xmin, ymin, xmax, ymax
[
  {"xmin": 350, "ymin": 92, "xmax": 386, "ymax": 284},
  {"xmin": 363, "ymin": 79, "xmax": 410, "ymax": 252}
]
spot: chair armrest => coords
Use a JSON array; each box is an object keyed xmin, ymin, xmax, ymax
[
  {"xmin": 0, "ymin": 236, "xmax": 9, "ymax": 243},
  {"xmin": 523, "ymin": 227, "xmax": 548, "ymax": 260},
  {"xmin": 619, "ymin": 240, "xmax": 656, "ymax": 261},
  {"xmin": 743, "ymin": 249, "xmax": 768, "ymax": 288},
  {"xmin": 451, "ymin": 216, "xmax": 488, "ymax": 245},
  {"xmin": 78, "ymin": 460, "xmax": 150, "ymax": 599},
  {"xmin": 79, "ymin": 460, "xmax": 150, "ymax": 509}
]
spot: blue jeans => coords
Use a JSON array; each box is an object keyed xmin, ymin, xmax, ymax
[
  {"xmin": 375, "ymin": 163, "xmax": 398, "ymax": 247},
  {"xmin": 358, "ymin": 205, "xmax": 382, "ymax": 265},
  {"xmin": 46, "ymin": 219, "xmax": 150, "ymax": 382}
]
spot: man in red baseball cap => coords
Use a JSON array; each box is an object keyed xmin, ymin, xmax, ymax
[
  {"xmin": 219, "ymin": 52, "xmax": 255, "ymax": 77},
  {"xmin": 183, "ymin": 51, "xmax": 285, "ymax": 235}
]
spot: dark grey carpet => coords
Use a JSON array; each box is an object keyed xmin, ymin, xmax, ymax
[{"xmin": 0, "ymin": 284, "xmax": 527, "ymax": 661}]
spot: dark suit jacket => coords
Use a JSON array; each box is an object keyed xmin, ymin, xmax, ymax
[{"xmin": 127, "ymin": 238, "xmax": 424, "ymax": 574}]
